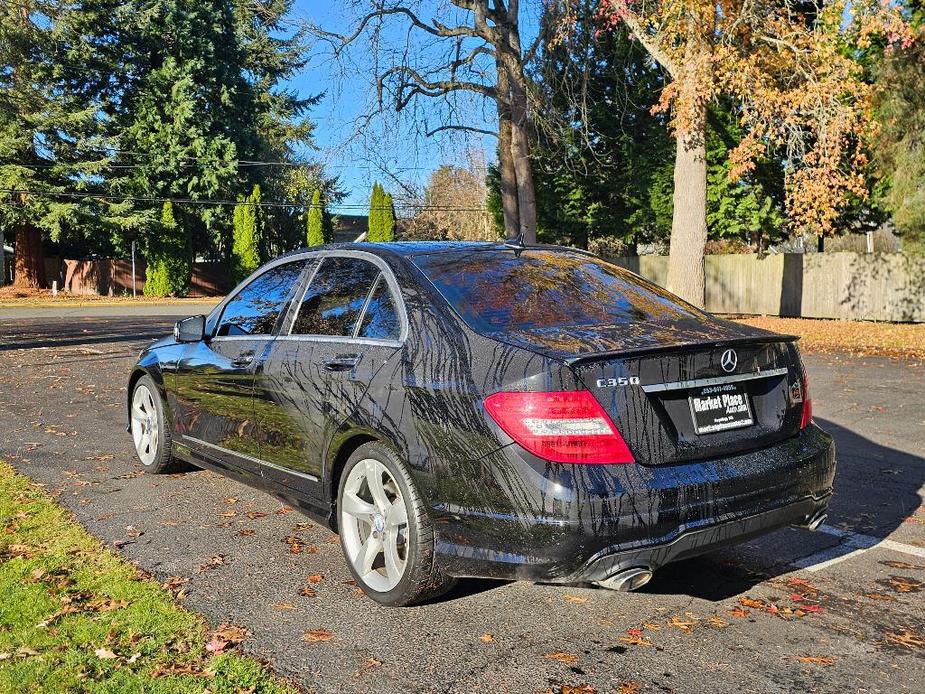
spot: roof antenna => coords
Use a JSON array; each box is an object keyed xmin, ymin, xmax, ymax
[{"xmin": 505, "ymin": 226, "xmax": 527, "ymax": 252}]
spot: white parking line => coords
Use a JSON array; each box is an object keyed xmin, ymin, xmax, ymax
[{"xmin": 790, "ymin": 524, "xmax": 925, "ymax": 573}]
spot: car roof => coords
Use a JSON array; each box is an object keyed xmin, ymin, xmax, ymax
[{"xmin": 278, "ymin": 241, "xmax": 593, "ymax": 261}]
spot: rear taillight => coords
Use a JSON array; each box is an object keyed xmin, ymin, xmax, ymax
[
  {"xmin": 800, "ymin": 366, "xmax": 813, "ymax": 429},
  {"xmin": 483, "ymin": 390, "xmax": 634, "ymax": 464}
]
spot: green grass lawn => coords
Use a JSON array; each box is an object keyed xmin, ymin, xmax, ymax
[{"xmin": 0, "ymin": 461, "xmax": 297, "ymax": 694}]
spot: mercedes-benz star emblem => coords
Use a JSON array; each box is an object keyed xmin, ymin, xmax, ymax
[{"xmin": 720, "ymin": 349, "xmax": 738, "ymax": 373}]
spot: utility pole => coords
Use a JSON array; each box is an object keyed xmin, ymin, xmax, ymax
[{"xmin": 131, "ymin": 241, "xmax": 137, "ymax": 298}]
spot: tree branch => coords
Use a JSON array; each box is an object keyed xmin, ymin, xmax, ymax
[{"xmin": 425, "ymin": 124, "xmax": 498, "ymax": 138}]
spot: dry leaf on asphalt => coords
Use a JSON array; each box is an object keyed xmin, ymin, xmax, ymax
[
  {"xmin": 739, "ymin": 597, "xmax": 765, "ymax": 609},
  {"xmin": 544, "ymin": 651, "xmax": 579, "ymax": 666},
  {"xmin": 879, "ymin": 576, "xmax": 922, "ymax": 593},
  {"xmin": 886, "ymin": 630, "xmax": 925, "ymax": 649},
  {"xmin": 273, "ymin": 602, "xmax": 295, "ymax": 610},
  {"xmin": 796, "ymin": 655, "xmax": 835, "ymax": 666},
  {"xmin": 619, "ymin": 683, "xmax": 641, "ymax": 694},
  {"xmin": 728, "ymin": 607, "xmax": 749, "ymax": 618},
  {"xmin": 299, "ymin": 586, "xmax": 317, "ymax": 597},
  {"xmin": 303, "ymin": 629, "xmax": 334, "ymax": 642},
  {"xmin": 479, "ymin": 633, "xmax": 494, "ymax": 643},
  {"xmin": 564, "ymin": 594, "xmax": 588, "ymax": 604},
  {"xmin": 306, "ymin": 574, "xmax": 324, "ymax": 584},
  {"xmin": 668, "ymin": 616, "xmax": 696, "ymax": 633}
]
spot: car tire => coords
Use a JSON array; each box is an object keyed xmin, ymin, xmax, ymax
[
  {"xmin": 337, "ymin": 441, "xmax": 456, "ymax": 607},
  {"xmin": 129, "ymin": 375, "xmax": 178, "ymax": 474}
]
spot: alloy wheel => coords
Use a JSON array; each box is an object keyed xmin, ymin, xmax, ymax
[
  {"xmin": 340, "ymin": 458, "xmax": 409, "ymax": 592},
  {"xmin": 130, "ymin": 384, "xmax": 159, "ymax": 466}
]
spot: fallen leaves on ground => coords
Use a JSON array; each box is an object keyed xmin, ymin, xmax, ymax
[
  {"xmin": 303, "ymin": 629, "xmax": 334, "ymax": 643},
  {"xmin": 796, "ymin": 655, "xmax": 835, "ymax": 666},
  {"xmin": 668, "ymin": 616, "xmax": 696, "ymax": 633},
  {"xmin": 197, "ymin": 555, "xmax": 226, "ymax": 574},
  {"xmin": 885, "ymin": 629, "xmax": 925, "ymax": 650},
  {"xmin": 544, "ymin": 651, "xmax": 579, "ymax": 666},
  {"xmin": 734, "ymin": 317, "xmax": 925, "ymax": 361},
  {"xmin": 206, "ymin": 623, "xmax": 248, "ymax": 655},
  {"xmin": 619, "ymin": 683, "xmax": 641, "ymax": 694},
  {"xmin": 273, "ymin": 602, "xmax": 295, "ymax": 611},
  {"xmin": 878, "ymin": 576, "xmax": 922, "ymax": 593},
  {"xmin": 618, "ymin": 629, "xmax": 652, "ymax": 648},
  {"xmin": 479, "ymin": 633, "xmax": 494, "ymax": 643},
  {"xmin": 299, "ymin": 586, "xmax": 317, "ymax": 597},
  {"xmin": 728, "ymin": 607, "xmax": 750, "ymax": 618},
  {"xmin": 880, "ymin": 560, "xmax": 925, "ymax": 570},
  {"xmin": 94, "ymin": 647, "xmax": 118, "ymax": 660},
  {"xmin": 563, "ymin": 594, "xmax": 588, "ymax": 604},
  {"xmin": 306, "ymin": 574, "xmax": 324, "ymax": 584}
]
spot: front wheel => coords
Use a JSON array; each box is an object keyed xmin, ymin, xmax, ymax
[
  {"xmin": 337, "ymin": 442, "xmax": 455, "ymax": 606},
  {"xmin": 130, "ymin": 375, "xmax": 178, "ymax": 474}
]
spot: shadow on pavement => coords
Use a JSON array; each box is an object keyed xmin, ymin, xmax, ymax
[{"xmin": 636, "ymin": 416, "xmax": 925, "ymax": 601}]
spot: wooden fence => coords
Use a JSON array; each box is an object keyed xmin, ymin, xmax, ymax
[
  {"xmin": 59, "ymin": 259, "xmax": 228, "ymax": 297},
  {"xmin": 611, "ymin": 252, "xmax": 925, "ymax": 323}
]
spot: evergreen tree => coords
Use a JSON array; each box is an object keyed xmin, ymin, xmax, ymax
[
  {"xmin": 306, "ymin": 189, "xmax": 326, "ymax": 247},
  {"xmin": 103, "ymin": 0, "xmax": 316, "ymax": 260},
  {"xmin": 144, "ymin": 201, "xmax": 191, "ymax": 297},
  {"xmin": 231, "ymin": 185, "xmax": 262, "ymax": 283},
  {"xmin": 0, "ymin": 0, "xmax": 114, "ymax": 287},
  {"xmin": 382, "ymin": 192, "xmax": 396, "ymax": 241},
  {"xmin": 367, "ymin": 183, "xmax": 383, "ymax": 241}
]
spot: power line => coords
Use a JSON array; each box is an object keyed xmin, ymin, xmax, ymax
[{"xmin": 0, "ymin": 188, "xmax": 491, "ymax": 213}]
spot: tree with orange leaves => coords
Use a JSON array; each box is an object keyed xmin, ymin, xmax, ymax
[{"xmin": 595, "ymin": 0, "xmax": 912, "ymax": 307}]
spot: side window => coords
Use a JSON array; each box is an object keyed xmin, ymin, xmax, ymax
[
  {"xmin": 291, "ymin": 257, "xmax": 380, "ymax": 337},
  {"xmin": 357, "ymin": 277, "xmax": 401, "ymax": 340},
  {"xmin": 216, "ymin": 261, "xmax": 304, "ymax": 337}
]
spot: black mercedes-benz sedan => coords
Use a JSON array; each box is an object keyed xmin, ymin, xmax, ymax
[{"xmin": 127, "ymin": 242, "xmax": 835, "ymax": 606}]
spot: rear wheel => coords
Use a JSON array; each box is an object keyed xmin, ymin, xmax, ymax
[
  {"xmin": 337, "ymin": 442, "xmax": 455, "ymax": 606},
  {"xmin": 130, "ymin": 375, "xmax": 178, "ymax": 474}
]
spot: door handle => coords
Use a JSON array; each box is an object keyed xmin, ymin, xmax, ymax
[
  {"xmin": 322, "ymin": 354, "xmax": 361, "ymax": 372},
  {"xmin": 231, "ymin": 351, "xmax": 255, "ymax": 368}
]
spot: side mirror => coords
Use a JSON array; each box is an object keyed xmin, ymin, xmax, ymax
[{"xmin": 174, "ymin": 315, "xmax": 206, "ymax": 343}]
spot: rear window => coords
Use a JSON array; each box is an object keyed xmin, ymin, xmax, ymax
[{"xmin": 411, "ymin": 249, "xmax": 703, "ymax": 333}]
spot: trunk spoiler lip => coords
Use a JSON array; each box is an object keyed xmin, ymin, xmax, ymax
[{"xmin": 563, "ymin": 334, "xmax": 800, "ymax": 367}]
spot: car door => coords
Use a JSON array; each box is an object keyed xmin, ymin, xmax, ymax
[
  {"xmin": 171, "ymin": 259, "xmax": 306, "ymax": 471},
  {"xmin": 252, "ymin": 253, "xmax": 406, "ymax": 491}
]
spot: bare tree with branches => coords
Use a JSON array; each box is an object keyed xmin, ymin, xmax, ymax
[{"xmin": 308, "ymin": 1, "xmax": 545, "ymax": 243}]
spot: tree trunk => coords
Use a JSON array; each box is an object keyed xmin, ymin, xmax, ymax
[
  {"xmin": 508, "ymin": 80, "xmax": 537, "ymax": 244},
  {"xmin": 666, "ymin": 105, "xmax": 708, "ymax": 308},
  {"xmin": 12, "ymin": 224, "xmax": 46, "ymax": 289},
  {"xmin": 496, "ymin": 66, "xmax": 520, "ymax": 240}
]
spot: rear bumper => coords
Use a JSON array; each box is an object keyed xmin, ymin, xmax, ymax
[
  {"xmin": 569, "ymin": 493, "xmax": 828, "ymax": 582},
  {"xmin": 429, "ymin": 424, "xmax": 835, "ymax": 582}
]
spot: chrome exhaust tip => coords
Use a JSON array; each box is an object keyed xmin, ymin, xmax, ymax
[
  {"xmin": 807, "ymin": 512, "xmax": 827, "ymax": 532},
  {"xmin": 795, "ymin": 510, "xmax": 827, "ymax": 532},
  {"xmin": 593, "ymin": 567, "xmax": 653, "ymax": 592}
]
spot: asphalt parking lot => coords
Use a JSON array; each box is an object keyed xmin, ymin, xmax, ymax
[{"xmin": 1, "ymin": 313, "xmax": 923, "ymax": 693}]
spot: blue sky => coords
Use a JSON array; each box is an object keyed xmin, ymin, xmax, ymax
[{"xmin": 284, "ymin": 2, "xmax": 502, "ymax": 212}]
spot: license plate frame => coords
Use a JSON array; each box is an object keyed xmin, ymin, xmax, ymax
[{"xmin": 688, "ymin": 382, "xmax": 755, "ymax": 435}]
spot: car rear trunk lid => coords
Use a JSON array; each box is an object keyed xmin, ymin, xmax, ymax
[{"xmin": 568, "ymin": 336, "xmax": 804, "ymax": 466}]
